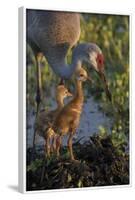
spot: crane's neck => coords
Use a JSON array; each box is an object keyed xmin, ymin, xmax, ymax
[{"xmin": 47, "ymin": 54, "xmax": 82, "ymax": 79}]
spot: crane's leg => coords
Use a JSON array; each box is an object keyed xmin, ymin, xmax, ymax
[
  {"xmin": 32, "ymin": 53, "xmax": 44, "ymax": 153},
  {"xmin": 67, "ymin": 133, "xmax": 75, "ymax": 161},
  {"xmin": 27, "ymin": 42, "xmax": 44, "ymax": 159},
  {"xmin": 35, "ymin": 53, "xmax": 43, "ymax": 110}
]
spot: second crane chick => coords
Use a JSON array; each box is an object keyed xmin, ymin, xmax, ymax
[
  {"xmin": 52, "ymin": 68, "xmax": 92, "ymax": 160},
  {"xmin": 35, "ymin": 85, "xmax": 72, "ymax": 157}
]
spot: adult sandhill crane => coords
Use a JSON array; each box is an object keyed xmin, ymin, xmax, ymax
[{"xmin": 27, "ymin": 9, "xmax": 111, "ymax": 110}]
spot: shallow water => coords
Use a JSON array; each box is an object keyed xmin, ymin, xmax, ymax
[{"xmin": 27, "ymin": 96, "xmax": 112, "ymax": 148}]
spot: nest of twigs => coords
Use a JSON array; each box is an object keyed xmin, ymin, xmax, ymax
[{"xmin": 26, "ymin": 135, "xmax": 129, "ymax": 191}]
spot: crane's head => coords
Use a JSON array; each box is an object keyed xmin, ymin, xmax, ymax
[{"xmin": 79, "ymin": 43, "xmax": 112, "ymax": 101}]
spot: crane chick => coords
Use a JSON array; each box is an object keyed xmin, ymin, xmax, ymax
[
  {"xmin": 52, "ymin": 67, "xmax": 92, "ymax": 161},
  {"xmin": 35, "ymin": 85, "xmax": 72, "ymax": 157}
]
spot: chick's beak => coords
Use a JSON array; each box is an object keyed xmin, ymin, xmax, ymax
[
  {"xmin": 67, "ymin": 91, "xmax": 73, "ymax": 97},
  {"xmin": 98, "ymin": 70, "xmax": 112, "ymax": 102}
]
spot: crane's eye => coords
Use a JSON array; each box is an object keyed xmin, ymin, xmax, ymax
[{"xmin": 96, "ymin": 53, "xmax": 104, "ymax": 67}]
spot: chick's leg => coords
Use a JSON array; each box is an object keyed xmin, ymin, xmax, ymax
[
  {"xmin": 68, "ymin": 133, "xmax": 75, "ymax": 160},
  {"xmin": 51, "ymin": 136, "xmax": 56, "ymax": 153},
  {"xmin": 45, "ymin": 127, "xmax": 55, "ymax": 157},
  {"xmin": 56, "ymin": 135, "xmax": 62, "ymax": 157},
  {"xmin": 46, "ymin": 136, "xmax": 51, "ymax": 158}
]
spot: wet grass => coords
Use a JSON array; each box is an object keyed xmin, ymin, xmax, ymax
[{"xmin": 26, "ymin": 134, "xmax": 129, "ymax": 191}]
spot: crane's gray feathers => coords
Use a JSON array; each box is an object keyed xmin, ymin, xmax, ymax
[
  {"xmin": 72, "ymin": 43, "xmax": 102, "ymax": 59},
  {"xmin": 27, "ymin": 10, "xmax": 80, "ymax": 53},
  {"xmin": 27, "ymin": 10, "xmax": 102, "ymax": 78}
]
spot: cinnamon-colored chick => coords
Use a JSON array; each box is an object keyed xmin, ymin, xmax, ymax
[
  {"xmin": 52, "ymin": 68, "xmax": 92, "ymax": 160},
  {"xmin": 35, "ymin": 85, "xmax": 72, "ymax": 157}
]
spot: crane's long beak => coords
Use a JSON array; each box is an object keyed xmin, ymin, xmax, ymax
[{"xmin": 98, "ymin": 70, "xmax": 112, "ymax": 102}]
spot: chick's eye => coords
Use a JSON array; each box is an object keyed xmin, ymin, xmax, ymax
[{"xmin": 80, "ymin": 74, "xmax": 84, "ymax": 77}]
